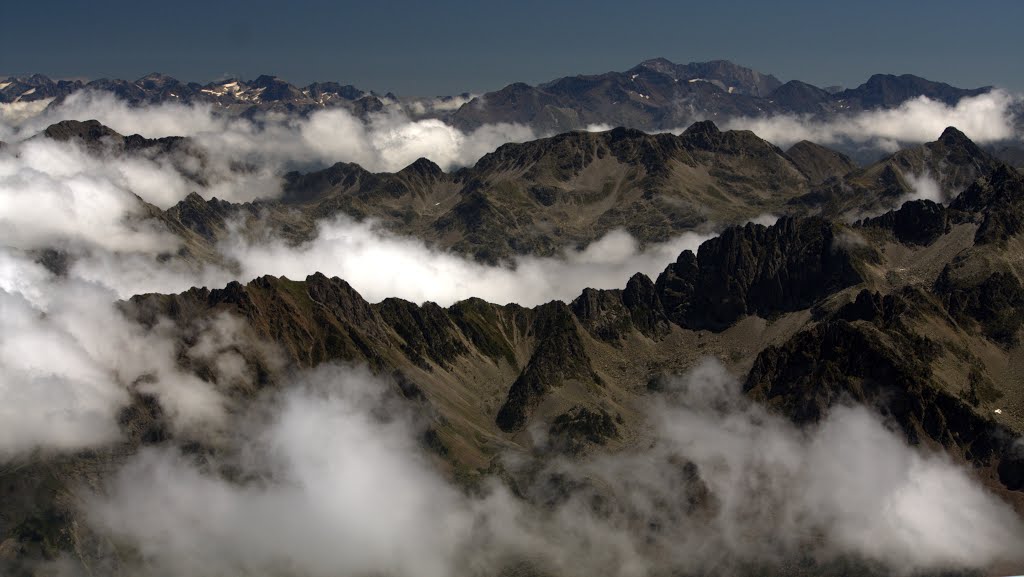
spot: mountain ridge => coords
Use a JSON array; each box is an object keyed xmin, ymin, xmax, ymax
[{"xmin": 1, "ymin": 58, "xmax": 996, "ymax": 133}]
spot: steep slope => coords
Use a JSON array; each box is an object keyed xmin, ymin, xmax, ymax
[{"xmin": 785, "ymin": 139, "xmax": 858, "ymax": 184}]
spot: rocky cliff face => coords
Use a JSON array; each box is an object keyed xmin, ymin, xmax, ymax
[{"xmin": 656, "ymin": 217, "xmax": 862, "ymax": 330}]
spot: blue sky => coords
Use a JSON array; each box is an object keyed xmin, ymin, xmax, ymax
[{"xmin": 1, "ymin": 0, "xmax": 1021, "ymax": 95}]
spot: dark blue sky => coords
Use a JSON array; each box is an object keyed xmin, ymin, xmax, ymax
[{"xmin": 2, "ymin": 0, "xmax": 1021, "ymax": 95}]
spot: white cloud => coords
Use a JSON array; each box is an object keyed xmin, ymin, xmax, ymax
[
  {"xmin": 646, "ymin": 359, "xmax": 1024, "ymax": 572},
  {"xmin": 0, "ymin": 90, "xmax": 538, "ymax": 209},
  {"xmin": 0, "ymin": 99, "xmax": 53, "ymax": 134},
  {"xmin": 81, "ymin": 359, "xmax": 1024, "ymax": 576},
  {"xmin": 0, "ymin": 253, "xmax": 230, "ymax": 459},
  {"xmin": 722, "ymin": 90, "xmax": 1020, "ymax": 149},
  {"xmin": 87, "ymin": 365, "xmax": 475, "ymax": 577},
  {"xmin": 225, "ymin": 216, "xmax": 710, "ymax": 306},
  {"xmin": 901, "ymin": 171, "xmax": 943, "ymax": 204},
  {"xmin": 0, "ymin": 140, "xmax": 180, "ymax": 251},
  {"xmin": 405, "ymin": 93, "xmax": 478, "ymax": 116}
]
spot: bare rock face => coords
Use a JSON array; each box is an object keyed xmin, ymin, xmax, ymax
[
  {"xmin": 655, "ymin": 216, "xmax": 862, "ymax": 331},
  {"xmin": 951, "ymin": 164, "xmax": 1024, "ymax": 245},
  {"xmin": 936, "ymin": 268, "xmax": 1024, "ymax": 346},
  {"xmin": 41, "ymin": 119, "xmax": 122, "ymax": 143},
  {"xmin": 745, "ymin": 288, "xmax": 1023, "ymax": 492},
  {"xmin": 859, "ymin": 199, "xmax": 951, "ymax": 246},
  {"xmin": 547, "ymin": 405, "xmax": 620, "ymax": 454}
]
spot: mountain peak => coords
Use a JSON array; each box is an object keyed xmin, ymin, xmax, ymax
[
  {"xmin": 938, "ymin": 126, "xmax": 971, "ymax": 146},
  {"xmin": 42, "ymin": 119, "xmax": 122, "ymax": 142},
  {"xmin": 251, "ymin": 74, "xmax": 284, "ymax": 86},
  {"xmin": 135, "ymin": 72, "xmax": 180, "ymax": 90},
  {"xmin": 683, "ymin": 120, "xmax": 721, "ymax": 135},
  {"xmin": 399, "ymin": 157, "xmax": 444, "ymax": 178},
  {"xmin": 136, "ymin": 72, "xmax": 175, "ymax": 82},
  {"xmin": 636, "ymin": 57, "xmax": 678, "ymax": 74}
]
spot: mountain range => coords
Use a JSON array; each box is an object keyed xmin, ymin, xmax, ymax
[
  {"xmin": 4, "ymin": 50, "xmax": 1024, "ymax": 575},
  {"xmin": 447, "ymin": 58, "xmax": 994, "ymax": 133},
  {"xmin": 36, "ymin": 114, "xmax": 1004, "ymax": 264},
  {"xmin": 3, "ymin": 109, "xmax": 1024, "ymax": 574},
  {"xmin": 0, "ymin": 58, "xmax": 998, "ymax": 132}
]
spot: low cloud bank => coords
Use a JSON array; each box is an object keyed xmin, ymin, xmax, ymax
[
  {"xmin": 82, "ymin": 360, "xmax": 1024, "ymax": 576},
  {"xmin": 722, "ymin": 90, "xmax": 1021, "ymax": 150},
  {"xmin": 3, "ymin": 125, "xmax": 705, "ymax": 306},
  {"xmin": 226, "ymin": 217, "xmax": 711, "ymax": 306}
]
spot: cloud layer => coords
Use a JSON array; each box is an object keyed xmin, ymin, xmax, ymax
[
  {"xmin": 2, "ymin": 91, "xmax": 537, "ymax": 207},
  {"xmin": 82, "ymin": 360, "xmax": 1024, "ymax": 577}
]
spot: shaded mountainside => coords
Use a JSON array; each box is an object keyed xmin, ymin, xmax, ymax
[
  {"xmin": 7, "ymin": 162, "xmax": 1024, "ymax": 573},
  {"xmin": 121, "ymin": 207, "xmax": 1024, "ymax": 475},
  {"xmin": 792, "ymin": 126, "xmax": 1007, "ymax": 218}
]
